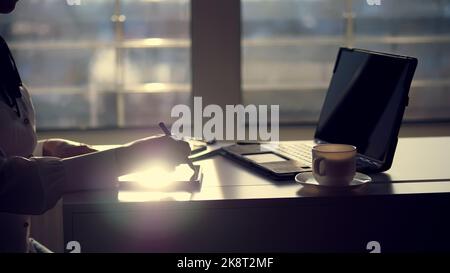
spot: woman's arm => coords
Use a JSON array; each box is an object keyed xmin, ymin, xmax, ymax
[
  {"xmin": 0, "ymin": 147, "xmax": 120, "ymax": 215},
  {"xmin": 61, "ymin": 135, "xmax": 191, "ymax": 191},
  {"xmin": 1, "ymin": 135, "xmax": 190, "ymax": 215}
]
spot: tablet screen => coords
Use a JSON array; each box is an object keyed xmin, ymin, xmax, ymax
[{"xmin": 315, "ymin": 48, "xmax": 415, "ymax": 162}]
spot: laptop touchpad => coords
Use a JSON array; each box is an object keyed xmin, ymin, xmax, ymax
[{"xmin": 243, "ymin": 153, "xmax": 288, "ymax": 163}]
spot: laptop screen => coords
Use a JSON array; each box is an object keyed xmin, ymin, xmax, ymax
[{"xmin": 315, "ymin": 48, "xmax": 416, "ymax": 162}]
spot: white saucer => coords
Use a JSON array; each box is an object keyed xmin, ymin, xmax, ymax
[{"xmin": 295, "ymin": 172, "xmax": 372, "ymax": 188}]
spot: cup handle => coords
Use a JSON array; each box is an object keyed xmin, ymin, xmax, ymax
[{"xmin": 313, "ymin": 157, "xmax": 326, "ymax": 176}]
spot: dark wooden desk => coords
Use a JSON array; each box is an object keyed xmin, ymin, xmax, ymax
[{"xmin": 63, "ymin": 137, "xmax": 450, "ymax": 252}]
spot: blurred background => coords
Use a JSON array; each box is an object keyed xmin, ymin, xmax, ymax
[{"xmin": 0, "ymin": 0, "xmax": 449, "ymax": 130}]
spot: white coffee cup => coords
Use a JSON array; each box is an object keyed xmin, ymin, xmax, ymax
[{"xmin": 312, "ymin": 144, "xmax": 357, "ymax": 186}]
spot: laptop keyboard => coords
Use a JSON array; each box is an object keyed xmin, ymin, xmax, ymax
[
  {"xmin": 265, "ymin": 142, "xmax": 379, "ymax": 171},
  {"xmin": 265, "ymin": 143, "xmax": 313, "ymax": 164}
]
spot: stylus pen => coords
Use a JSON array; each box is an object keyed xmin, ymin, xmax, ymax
[{"xmin": 159, "ymin": 122, "xmax": 196, "ymax": 171}]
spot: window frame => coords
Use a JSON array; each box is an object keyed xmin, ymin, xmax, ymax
[{"xmin": 6, "ymin": 0, "xmax": 450, "ymax": 131}]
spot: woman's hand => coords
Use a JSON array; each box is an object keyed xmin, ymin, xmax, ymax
[
  {"xmin": 43, "ymin": 139, "xmax": 97, "ymax": 158},
  {"xmin": 115, "ymin": 135, "xmax": 191, "ymax": 175}
]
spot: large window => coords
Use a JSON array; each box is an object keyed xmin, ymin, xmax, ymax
[
  {"xmin": 0, "ymin": 0, "xmax": 190, "ymax": 129},
  {"xmin": 242, "ymin": 0, "xmax": 450, "ymax": 123},
  {"xmin": 1, "ymin": 0, "xmax": 449, "ymax": 130}
]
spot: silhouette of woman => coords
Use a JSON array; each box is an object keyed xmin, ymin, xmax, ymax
[{"xmin": 0, "ymin": 0, "xmax": 191, "ymax": 252}]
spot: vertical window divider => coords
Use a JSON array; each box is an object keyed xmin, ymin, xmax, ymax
[
  {"xmin": 344, "ymin": 0, "xmax": 355, "ymax": 48},
  {"xmin": 114, "ymin": 0, "xmax": 126, "ymax": 127},
  {"xmin": 191, "ymin": 0, "xmax": 242, "ymax": 109}
]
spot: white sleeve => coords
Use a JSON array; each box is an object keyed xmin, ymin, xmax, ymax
[
  {"xmin": 0, "ymin": 149, "xmax": 66, "ymax": 215},
  {"xmin": 0, "ymin": 147, "xmax": 120, "ymax": 215}
]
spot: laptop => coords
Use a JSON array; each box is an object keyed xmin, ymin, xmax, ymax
[{"xmin": 222, "ymin": 47, "xmax": 418, "ymax": 179}]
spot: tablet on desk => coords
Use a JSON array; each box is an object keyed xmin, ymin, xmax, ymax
[
  {"xmin": 118, "ymin": 164, "xmax": 203, "ymax": 192},
  {"xmin": 222, "ymin": 47, "xmax": 418, "ymax": 179}
]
